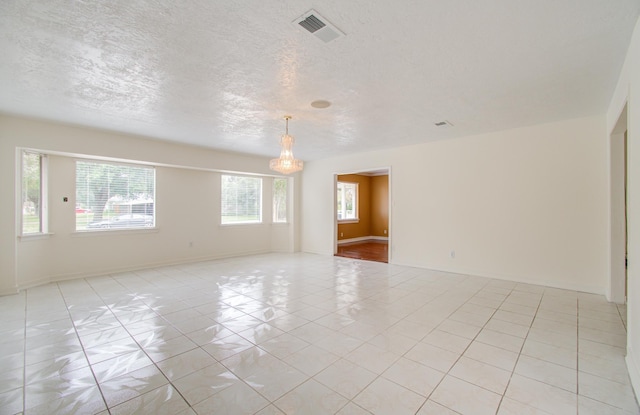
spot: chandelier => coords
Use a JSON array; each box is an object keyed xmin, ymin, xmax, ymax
[{"xmin": 269, "ymin": 115, "xmax": 303, "ymax": 174}]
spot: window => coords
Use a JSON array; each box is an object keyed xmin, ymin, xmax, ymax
[
  {"xmin": 21, "ymin": 151, "xmax": 47, "ymax": 234},
  {"xmin": 76, "ymin": 161, "xmax": 155, "ymax": 231},
  {"xmin": 221, "ymin": 175, "xmax": 262, "ymax": 224},
  {"xmin": 337, "ymin": 181, "xmax": 358, "ymax": 221},
  {"xmin": 273, "ymin": 178, "xmax": 287, "ymax": 223}
]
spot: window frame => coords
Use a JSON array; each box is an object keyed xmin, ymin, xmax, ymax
[
  {"xmin": 337, "ymin": 181, "xmax": 359, "ymax": 223},
  {"xmin": 20, "ymin": 150, "xmax": 48, "ymax": 236},
  {"xmin": 220, "ymin": 174, "xmax": 263, "ymax": 225},
  {"xmin": 75, "ymin": 159, "xmax": 156, "ymax": 232}
]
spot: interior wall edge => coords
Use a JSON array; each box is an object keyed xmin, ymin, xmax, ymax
[{"xmin": 626, "ymin": 350, "xmax": 640, "ymax": 402}]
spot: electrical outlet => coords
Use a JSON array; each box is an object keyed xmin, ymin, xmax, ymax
[{"xmin": 450, "ymin": 250, "xmax": 455, "ymax": 259}]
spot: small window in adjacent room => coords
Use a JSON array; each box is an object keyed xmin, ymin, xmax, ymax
[
  {"xmin": 273, "ymin": 178, "xmax": 288, "ymax": 223},
  {"xmin": 76, "ymin": 160, "xmax": 155, "ymax": 231},
  {"xmin": 337, "ymin": 181, "xmax": 358, "ymax": 221},
  {"xmin": 21, "ymin": 151, "xmax": 48, "ymax": 235},
  {"xmin": 221, "ymin": 175, "xmax": 262, "ymax": 224}
]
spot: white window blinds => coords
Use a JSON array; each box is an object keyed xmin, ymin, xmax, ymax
[{"xmin": 76, "ymin": 160, "xmax": 155, "ymax": 230}]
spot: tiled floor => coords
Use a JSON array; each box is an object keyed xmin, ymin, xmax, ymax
[{"xmin": 0, "ymin": 253, "xmax": 637, "ymax": 415}]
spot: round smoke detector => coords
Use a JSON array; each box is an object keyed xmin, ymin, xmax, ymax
[{"xmin": 311, "ymin": 100, "xmax": 331, "ymax": 109}]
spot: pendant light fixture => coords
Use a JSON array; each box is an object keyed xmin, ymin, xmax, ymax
[{"xmin": 269, "ymin": 115, "xmax": 303, "ymax": 174}]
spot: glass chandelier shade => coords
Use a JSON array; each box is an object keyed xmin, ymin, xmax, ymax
[{"xmin": 269, "ymin": 116, "xmax": 303, "ymax": 174}]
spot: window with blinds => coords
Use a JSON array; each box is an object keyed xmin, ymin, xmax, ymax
[
  {"xmin": 76, "ymin": 160, "xmax": 155, "ymax": 231},
  {"xmin": 273, "ymin": 178, "xmax": 287, "ymax": 223},
  {"xmin": 221, "ymin": 175, "xmax": 262, "ymax": 224},
  {"xmin": 21, "ymin": 151, "xmax": 48, "ymax": 234}
]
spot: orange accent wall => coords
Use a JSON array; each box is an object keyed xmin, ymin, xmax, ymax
[
  {"xmin": 371, "ymin": 175, "xmax": 389, "ymax": 237},
  {"xmin": 337, "ymin": 173, "xmax": 388, "ymax": 241}
]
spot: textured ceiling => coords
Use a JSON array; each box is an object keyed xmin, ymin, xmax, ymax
[{"xmin": 1, "ymin": 1, "xmax": 639, "ymax": 161}]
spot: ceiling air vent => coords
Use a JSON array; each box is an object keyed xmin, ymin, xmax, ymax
[{"xmin": 294, "ymin": 9, "xmax": 344, "ymax": 43}]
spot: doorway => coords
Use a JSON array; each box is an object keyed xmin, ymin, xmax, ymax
[
  {"xmin": 610, "ymin": 103, "xmax": 628, "ymax": 304},
  {"xmin": 334, "ymin": 168, "xmax": 391, "ymax": 263}
]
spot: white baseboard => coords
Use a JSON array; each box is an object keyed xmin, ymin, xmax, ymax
[
  {"xmin": 15, "ymin": 249, "xmax": 271, "ymax": 292},
  {"xmin": 338, "ymin": 236, "xmax": 388, "ymax": 245},
  {"xmin": 0, "ymin": 286, "xmax": 19, "ymax": 297}
]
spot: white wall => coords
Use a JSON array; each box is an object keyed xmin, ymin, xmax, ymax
[
  {"xmin": 302, "ymin": 115, "xmax": 609, "ymax": 294},
  {"xmin": 608, "ymin": 15, "xmax": 640, "ymax": 400},
  {"xmin": 0, "ymin": 115, "xmax": 297, "ymax": 294}
]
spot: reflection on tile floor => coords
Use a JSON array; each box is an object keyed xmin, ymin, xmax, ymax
[{"xmin": 0, "ymin": 253, "xmax": 637, "ymax": 414}]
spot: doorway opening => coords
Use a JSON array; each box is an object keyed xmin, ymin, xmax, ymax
[
  {"xmin": 609, "ymin": 103, "xmax": 628, "ymax": 305},
  {"xmin": 334, "ymin": 168, "xmax": 390, "ymax": 263}
]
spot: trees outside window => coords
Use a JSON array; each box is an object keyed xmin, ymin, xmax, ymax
[
  {"xmin": 273, "ymin": 178, "xmax": 287, "ymax": 223},
  {"xmin": 221, "ymin": 175, "xmax": 262, "ymax": 224},
  {"xmin": 21, "ymin": 151, "xmax": 47, "ymax": 234}
]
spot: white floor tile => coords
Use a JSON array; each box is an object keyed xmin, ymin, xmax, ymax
[
  {"xmin": 475, "ymin": 328, "xmax": 524, "ymax": 353},
  {"xmin": 578, "ymin": 371, "xmax": 638, "ymax": 412},
  {"xmin": 99, "ymin": 364, "xmax": 169, "ymax": 408},
  {"xmin": 172, "ymin": 363, "xmax": 240, "ymax": 405},
  {"xmin": 353, "ymin": 377, "xmax": 426, "ymax": 415},
  {"xmin": 381, "ymin": 356, "xmax": 444, "ymax": 397},
  {"xmin": 430, "ymin": 375, "xmax": 501, "ymax": 415},
  {"xmin": 344, "ymin": 342, "xmax": 400, "ymax": 374},
  {"xmin": 315, "ymin": 359, "xmax": 377, "ymax": 400},
  {"xmin": 0, "ymin": 253, "xmax": 637, "ymax": 414},
  {"xmin": 156, "ymin": 348, "xmax": 218, "ymax": 381},
  {"xmin": 485, "ymin": 318, "xmax": 530, "ymax": 338},
  {"xmin": 109, "ymin": 384, "xmax": 190, "ymax": 415},
  {"xmin": 274, "ymin": 379, "xmax": 349, "ymax": 414},
  {"xmin": 191, "ymin": 381, "xmax": 269, "ymax": 415},
  {"xmin": 578, "ymin": 352, "xmax": 631, "ymax": 385},
  {"xmin": 0, "ymin": 388, "xmax": 23, "ymax": 415},
  {"xmin": 450, "ymin": 356, "xmax": 511, "ymax": 394},
  {"xmin": 497, "ymin": 397, "xmax": 553, "ymax": 414},
  {"xmin": 578, "ymin": 394, "xmax": 639, "ymax": 415},
  {"xmin": 463, "ymin": 341, "xmax": 519, "ymax": 371},
  {"xmin": 405, "ymin": 342, "xmax": 461, "ymax": 372},
  {"xmin": 521, "ymin": 338, "xmax": 577, "ymax": 369},
  {"xmin": 514, "ymin": 355, "xmax": 577, "ymax": 393},
  {"xmin": 416, "ymin": 400, "xmax": 460, "ymax": 414},
  {"xmin": 505, "ymin": 374, "xmax": 577, "ymax": 415}
]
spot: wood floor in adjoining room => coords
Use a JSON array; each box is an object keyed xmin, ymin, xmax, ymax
[{"xmin": 335, "ymin": 240, "xmax": 388, "ymax": 263}]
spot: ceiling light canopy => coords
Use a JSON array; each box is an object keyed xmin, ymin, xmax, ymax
[
  {"xmin": 311, "ymin": 100, "xmax": 331, "ymax": 109},
  {"xmin": 269, "ymin": 116, "xmax": 303, "ymax": 175}
]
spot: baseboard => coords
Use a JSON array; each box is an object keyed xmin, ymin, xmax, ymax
[
  {"xmin": 381, "ymin": 259, "xmax": 605, "ymax": 295},
  {"xmin": 16, "ymin": 249, "xmax": 271, "ymax": 291},
  {"xmin": 338, "ymin": 236, "xmax": 388, "ymax": 245},
  {"xmin": 627, "ymin": 347, "xmax": 640, "ymax": 402},
  {"xmin": 0, "ymin": 286, "xmax": 19, "ymax": 297}
]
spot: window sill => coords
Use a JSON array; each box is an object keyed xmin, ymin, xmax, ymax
[
  {"xmin": 17, "ymin": 233, "xmax": 54, "ymax": 241},
  {"xmin": 72, "ymin": 227, "xmax": 159, "ymax": 237},
  {"xmin": 338, "ymin": 219, "xmax": 360, "ymax": 224}
]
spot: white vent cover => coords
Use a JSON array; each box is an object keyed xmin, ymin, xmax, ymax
[{"xmin": 294, "ymin": 9, "xmax": 344, "ymax": 43}]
